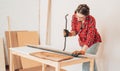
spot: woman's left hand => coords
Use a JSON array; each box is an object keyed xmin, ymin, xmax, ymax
[{"xmin": 72, "ymin": 50, "xmax": 85, "ymax": 57}]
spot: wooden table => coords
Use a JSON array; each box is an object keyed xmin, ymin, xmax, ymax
[{"xmin": 10, "ymin": 46, "xmax": 94, "ymax": 71}]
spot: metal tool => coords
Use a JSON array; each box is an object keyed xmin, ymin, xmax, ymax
[
  {"xmin": 63, "ymin": 14, "xmax": 69, "ymax": 51},
  {"xmin": 27, "ymin": 45, "xmax": 86, "ymax": 58}
]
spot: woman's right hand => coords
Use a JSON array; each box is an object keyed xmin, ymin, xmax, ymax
[
  {"xmin": 63, "ymin": 29, "xmax": 70, "ymax": 37},
  {"xmin": 63, "ymin": 29, "xmax": 76, "ymax": 37}
]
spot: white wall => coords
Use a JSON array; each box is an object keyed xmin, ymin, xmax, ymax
[
  {"xmin": 0, "ymin": 0, "xmax": 120, "ymax": 71},
  {"xmin": 51, "ymin": 0, "xmax": 120, "ymax": 71}
]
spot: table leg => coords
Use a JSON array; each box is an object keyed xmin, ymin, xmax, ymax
[
  {"xmin": 90, "ymin": 58, "xmax": 94, "ymax": 71},
  {"xmin": 10, "ymin": 51, "xmax": 14, "ymax": 71},
  {"xmin": 42, "ymin": 64, "xmax": 46, "ymax": 71},
  {"xmin": 55, "ymin": 63, "xmax": 60, "ymax": 71}
]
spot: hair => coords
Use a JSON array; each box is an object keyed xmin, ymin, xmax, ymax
[{"xmin": 75, "ymin": 4, "xmax": 90, "ymax": 16}]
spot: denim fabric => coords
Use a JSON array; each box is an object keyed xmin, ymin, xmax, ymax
[{"xmin": 82, "ymin": 43, "xmax": 100, "ymax": 71}]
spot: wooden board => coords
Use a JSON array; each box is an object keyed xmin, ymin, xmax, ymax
[
  {"xmin": 0, "ymin": 38, "xmax": 6, "ymax": 71},
  {"xmin": 5, "ymin": 31, "xmax": 41, "ymax": 69},
  {"xmin": 30, "ymin": 52, "xmax": 73, "ymax": 62},
  {"xmin": 17, "ymin": 31, "xmax": 41, "ymax": 69}
]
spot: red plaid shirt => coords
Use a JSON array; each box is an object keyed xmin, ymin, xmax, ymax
[{"xmin": 71, "ymin": 14, "xmax": 102, "ymax": 47}]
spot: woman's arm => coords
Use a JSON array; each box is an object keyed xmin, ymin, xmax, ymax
[
  {"xmin": 72, "ymin": 45, "xmax": 88, "ymax": 56},
  {"xmin": 69, "ymin": 31, "xmax": 77, "ymax": 36},
  {"xmin": 82, "ymin": 45, "xmax": 88, "ymax": 51},
  {"xmin": 63, "ymin": 30, "xmax": 77, "ymax": 37},
  {"xmin": 64, "ymin": 14, "xmax": 78, "ymax": 37}
]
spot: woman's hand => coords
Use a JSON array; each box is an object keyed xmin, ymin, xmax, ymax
[
  {"xmin": 63, "ymin": 29, "xmax": 76, "ymax": 37},
  {"xmin": 72, "ymin": 45, "xmax": 88, "ymax": 57},
  {"xmin": 72, "ymin": 50, "xmax": 85, "ymax": 55},
  {"xmin": 72, "ymin": 50, "xmax": 85, "ymax": 57},
  {"xmin": 63, "ymin": 29, "xmax": 70, "ymax": 37}
]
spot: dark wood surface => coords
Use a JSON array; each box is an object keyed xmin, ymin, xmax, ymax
[{"xmin": 30, "ymin": 51, "xmax": 73, "ymax": 62}]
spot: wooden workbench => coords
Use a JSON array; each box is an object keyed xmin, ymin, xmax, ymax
[{"xmin": 10, "ymin": 46, "xmax": 94, "ymax": 71}]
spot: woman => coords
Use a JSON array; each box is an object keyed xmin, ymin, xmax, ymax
[{"xmin": 64, "ymin": 4, "xmax": 102, "ymax": 71}]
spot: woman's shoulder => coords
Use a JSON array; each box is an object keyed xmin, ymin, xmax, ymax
[
  {"xmin": 88, "ymin": 15, "xmax": 95, "ymax": 20},
  {"xmin": 72, "ymin": 13, "xmax": 76, "ymax": 17},
  {"xmin": 72, "ymin": 13, "xmax": 77, "ymax": 20}
]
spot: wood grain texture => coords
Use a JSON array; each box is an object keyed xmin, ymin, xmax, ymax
[
  {"xmin": 46, "ymin": 0, "xmax": 52, "ymax": 45},
  {"xmin": 30, "ymin": 52, "xmax": 73, "ymax": 62}
]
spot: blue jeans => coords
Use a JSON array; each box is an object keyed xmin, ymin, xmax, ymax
[{"xmin": 82, "ymin": 43, "xmax": 99, "ymax": 71}]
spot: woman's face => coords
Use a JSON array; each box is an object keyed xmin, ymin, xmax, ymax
[{"xmin": 76, "ymin": 12, "xmax": 86, "ymax": 22}]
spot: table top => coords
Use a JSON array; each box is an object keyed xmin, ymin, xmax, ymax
[
  {"xmin": 10, "ymin": 45, "xmax": 95, "ymax": 58},
  {"xmin": 10, "ymin": 46, "xmax": 95, "ymax": 67}
]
